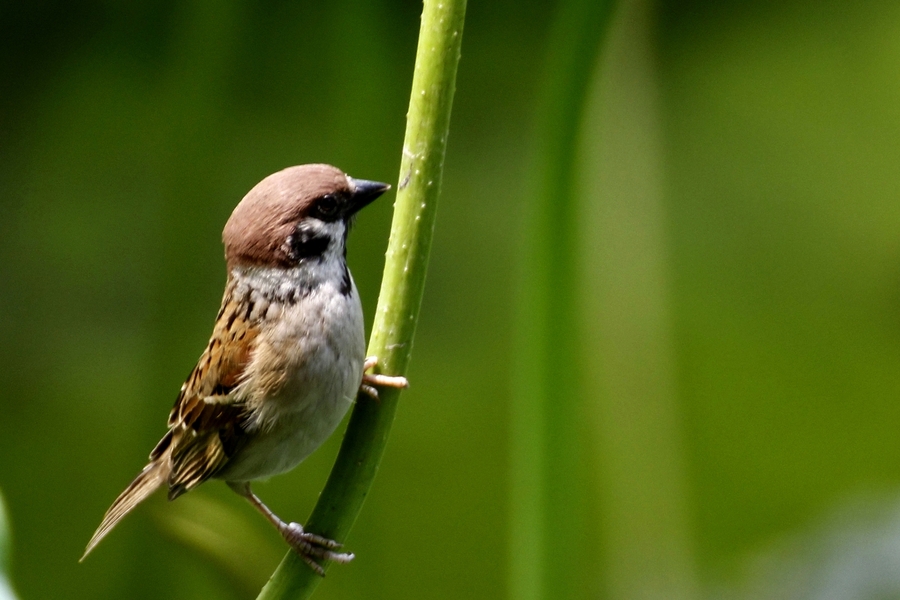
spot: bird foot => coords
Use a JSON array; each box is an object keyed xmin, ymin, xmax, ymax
[
  {"xmin": 282, "ymin": 522, "xmax": 354, "ymax": 576},
  {"xmin": 360, "ymin": 356, "xmax": 409, "ymax": 400}
]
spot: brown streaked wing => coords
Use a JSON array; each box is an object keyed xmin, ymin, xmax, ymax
[{"xmin": 164, "ymin": 283, "xmax": 260, "ymax": 496}]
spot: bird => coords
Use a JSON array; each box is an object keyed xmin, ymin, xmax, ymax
[{"xmin": 81, "ymin": 164, "xmax": 409, "ymax": 574}]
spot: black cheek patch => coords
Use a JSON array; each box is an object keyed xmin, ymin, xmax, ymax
[{"xmin": 289, "ymin": 224, "xmax": 330, "ymax": 260}]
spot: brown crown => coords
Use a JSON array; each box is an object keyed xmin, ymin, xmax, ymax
[{"xmin": 222, "ymin": 164, "xmax": 352, "ymax": 267}]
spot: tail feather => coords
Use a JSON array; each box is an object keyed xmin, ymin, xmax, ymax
[{"xmin": 81, "ymin": 459, "xmax": 168, "ymax": 561}]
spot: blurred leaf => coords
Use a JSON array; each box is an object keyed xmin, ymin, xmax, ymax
[
  {"xmin": 155, "ymin": 494, "xmax": 284, "ymax": 598},
  {"xmin": 510, "ymin": 0, "xmax": 616, "ymax": 597},
  {"xmin": 0, "ymin": 490, "xmax": 18, "ymax": 600},
  {"xmin": 577, "ymin": 0, "xmax": 698, "ymax": 598}
]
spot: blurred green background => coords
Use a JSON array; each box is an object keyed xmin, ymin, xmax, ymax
[{"xmin": 3, "ymin": 0, "xmax": 900, "ymax": 598}]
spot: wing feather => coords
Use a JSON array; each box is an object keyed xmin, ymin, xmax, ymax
[{"xmin": 164, "ymin": 279, "xmax": 261, "ymax": 495}]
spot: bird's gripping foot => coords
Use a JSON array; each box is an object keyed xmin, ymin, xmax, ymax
[
  {"xmin": 230, "ymin": 481, "xmax": 354, "ymax": 576},
  {"xmin": 280, "ymin": 522, "xmax": 355, "ymax": 577},
  {"xmin": 359, "ymin": 356, "xmax": 409, "ymax": 400}
]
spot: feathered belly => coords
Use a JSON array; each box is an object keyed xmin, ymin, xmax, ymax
[
  {"xmin": 215, "ymin": 281, "xmax": 365, "ymax": 483},
  {"xmin": 217, "ymin": 388, "xmax": 357, "ymax": 482}
]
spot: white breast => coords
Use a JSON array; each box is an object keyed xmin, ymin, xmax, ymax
[{"xmin": 215, "ymin": 266, "xmax": 366, "ymax": 483}]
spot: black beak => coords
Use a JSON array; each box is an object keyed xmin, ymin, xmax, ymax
[{"xmin": 347, "ymin": 177, "xmax": 390, "ymax": 216}]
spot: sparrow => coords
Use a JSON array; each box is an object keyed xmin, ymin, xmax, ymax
[{"xmin": 82, "ymin": 164, "xmax": 408, "ymax": 574}]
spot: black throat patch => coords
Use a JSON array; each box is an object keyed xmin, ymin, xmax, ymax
[
  {"xmin": 340, "ymin": 264, "xmax": 352, "ymax": 296},
  {"xmin": 339, "ymin": 217, "xmax": 353, "ymax": 295}
]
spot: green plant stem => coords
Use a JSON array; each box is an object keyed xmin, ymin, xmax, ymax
[
  {"xmin": 510, "ymin": 1, "xmax": 617, "ymax": 599},
  {"xmin": 256, "ymin": 1, "xmax": 466, "ymax": 598}
]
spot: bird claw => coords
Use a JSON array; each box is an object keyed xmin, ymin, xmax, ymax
[
  {"xmin": 360, "ymin": 383, "xmax": 380, "ymax": 399},
  {"xmin": 360, "ymin": 357, "xmax": 409, "ymax": 400},
  {"xmin": 282, "ymin": 523, "xmax": 355, "ymax": 576}
]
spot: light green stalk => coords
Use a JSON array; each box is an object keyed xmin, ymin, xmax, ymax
[{"xmin": 256, "ymin": 1, "xmax": 467, "ymax": 598}]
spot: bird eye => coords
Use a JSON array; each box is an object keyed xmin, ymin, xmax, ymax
[{"xmin": 316, "ymin": 194, "xmax": 340, "ymax": 219}]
